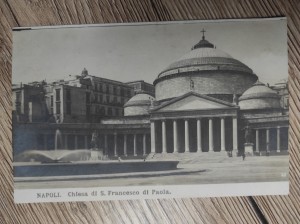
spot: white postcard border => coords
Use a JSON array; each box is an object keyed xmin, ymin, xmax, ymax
[{"xmin": 14, "ymin": 181, "xmax": 288, "ymax": 203}]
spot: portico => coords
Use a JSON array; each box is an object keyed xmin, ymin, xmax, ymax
[
  {"xmin": 150, "ymin": 92, "xmax": 239, "ymax": 154},
  {"xmin": 150, "ymin": 116, "xmax": 238, "ymax": 153}
]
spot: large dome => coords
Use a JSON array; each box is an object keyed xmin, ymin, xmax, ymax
[
  {"xmin": 158, "ymin": 47, "xmax": 253, "ymax": 79},
  {"xmin": 154, "ymin": 34, "xmax": 258, "ymax": 102},
  {"xmin": 124, "ymin": 92, "xmax": 154, "ymax": 116},
  {"xmin": 239, "ymin": 81, "xmax": 281, "ymax": 110}
]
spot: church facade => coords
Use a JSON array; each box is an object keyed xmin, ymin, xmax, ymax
[{"xmin": 13, "ymin": 33, "xmax": 289, "ymax": 158}]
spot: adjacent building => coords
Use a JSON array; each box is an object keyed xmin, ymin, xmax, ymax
[
  {"xmin": 126, "ymin": 80, "xmax": 155, "ymax": 96},
  {"xmin": 13, "ymin": 68, "xmax": 135, "ymax": 124}
]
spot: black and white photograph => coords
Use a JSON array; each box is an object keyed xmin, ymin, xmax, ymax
[{"xmin": 12, "ymin": 18, "xmax": 289, "ymax": 203}]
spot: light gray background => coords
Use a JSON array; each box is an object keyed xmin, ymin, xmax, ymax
[{"xmin": 12, "ymin": 18, "xmax": 288, "ymax": 85}]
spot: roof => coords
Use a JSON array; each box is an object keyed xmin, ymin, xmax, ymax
[
  {"xmin": 239, "ymin": 81, "xmax": 280, "ymax": 101},
  {"xmin": 124, "ymin": 93, "xmax": 155, "ymax": 108},
  {"xmin": 156, "ymin": 38, "xmax": 253, "ymax": 81},
  {"xmin": 151, "ymin": 91, "xmax": 238, "ymax": 112},
  {"xmin": 239, "ymin": 81, "xmax": 281, "ymax": 110}
]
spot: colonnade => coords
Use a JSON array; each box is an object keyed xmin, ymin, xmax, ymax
[
  {"xmin": 45, "ymin": 134, "xmax": 90, "ymax": 150},
  {"xmin": 254, "ymin": 126, "xmax": 288, "ymax": 152},
  {"xmin": 43, "ymin": 132, "xmax": 150, "ymax": 157},
  {"xmin": 150, "ymin": 117, "xmax": 238, "ymax": 153},
  {"xmin": 111, "ymin": 133, "xmax": 149, "ymax": 156},
  {"xmin": 40, "ymin": 124, "xmax": 288, "ymax": 155}
]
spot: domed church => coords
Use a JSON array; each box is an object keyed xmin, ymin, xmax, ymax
[{"xmin": 120, "ymin": 31, "xmax": 288, "ymax": 157}]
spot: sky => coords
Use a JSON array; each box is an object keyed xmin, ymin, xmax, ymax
[{"xmin": 12, "ymin": 18, "xmax": 288, "ymax": 85}]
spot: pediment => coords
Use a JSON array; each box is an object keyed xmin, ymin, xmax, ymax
[{"xmin": 153, "ymin": 92, "xmax": 236, "ymax": 112}]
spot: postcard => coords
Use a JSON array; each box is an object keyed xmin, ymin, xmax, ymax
[{"xmin": 12, "ymin": 18, "xmax": 289, "ymax": 203}]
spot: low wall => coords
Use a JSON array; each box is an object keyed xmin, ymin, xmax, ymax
[{"xmin": 14, "ymin": 161, "xmax": 179, "ymax": 177}]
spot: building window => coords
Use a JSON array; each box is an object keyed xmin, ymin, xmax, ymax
[
  {"xmin": 106, "ymin": 84, "xmax": 110, "ymax": 93},
  {"xmin": 114, "ymin": 97, "xmax": 117, "ymax": 103},
  {"xmin": 108, "ymin": 107, "xmax": 112, "ymax": 116},
  {"xmin": 106, "ymin": 95, "xmax": 110, "ymax": 103},
  {"xmin": 99, "ymin": 94, "xmax": 102, "ymax": 103},
  {"xmin": 99, "ymin": 84, "xmax": 102, "ymax": 92},
  {"xmin": 86, "ymin": 105, "xmax": 90, "ymax": 116},
  {"xmin": 16, "ymin": 105, "xmax": 21, "ymax": 114},
  {"xmin": 86, "ymin": 92, "xmax": 91, "ymax": 104},
  {"xmin": 56, "ymin": 102, "xmax": 61, "ymax": 114},
  {"xmin": 50, "ymin": 96, "xmax": 54, "ymax": 114},
  {"xmin": 113, "ymin": 86, "xmax": 117, "ymax": 95},
  {"xmin": 16, "ymin": 104, "xmax": 21, "ymax": 114},
  {"xmin": 66, "ymin": 102, "xmax": 71, "ymax": 115},
  {"xmin": 99, "ymin": 106, "xmax": 105, "ymax": 115},
  {"xmin": 55, "ymin": 89, "xmax": 61, "ymax": 101},
  {"xmin": 15, "ymin": 91, "xmax": 21, "ymax": 102},
  {"xmin": 66, "ymin": 89, "xmax": 71, "ymax": 101},
  {"xmin": 15, "ymin": 91, "xmax": 22, "ymax": 114}
]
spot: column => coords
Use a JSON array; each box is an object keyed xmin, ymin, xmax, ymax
[
  {"xmin": 221, "ymin": 118, "xmax": 225, "ymax": 151},
  {"xmin": 54, "ymin": 132, "xmax": 58, "ymax": 150},
  {"xmin": 150, "ymin": 121, "xmax": 156, "ymax": 153},
  {"xmin": 84, "ymin": 135, "xmax": 88, "ymax": 149},
  {"xmin": 64, "ymin": 135, "xmax": 68, "ymax": 149},
  {"xmin": 162, "ymin": 120, "xmax": 167, "ymax": 153},
  {"xmin": 143, "ymin": 134, "xmax": 147, "ymax": 155},
  {"xmin": 114, "ymin": 133, "xmax": 117, "ymax": 156},
  {"xmin": 74, "ymin": 135, "xmax": 78, "ymax": 149},
  {"xmin": 209, "ymin": 118, "xmax": 214, "ymax": 151},
  {"xmin": 232, "ymin": 117, "xmax": 238, "ymax": 152},
  {"xmin": 104, "ymin": 134, "xmax": 108, "ymax": 155},
  {"xmin": 197, "ymin": 119, "xmax": 202, "ymax": 152},
  {"xmin": 277, "ymin": 127, "xmax": 281, "ymax": 153},
  {"xmin": 123, "ymin": 134, "xmax": 127, "ymax": 156},
  {"xmin": 266, "ymin": 129, "xmax": 270, "ymax": 152},
  {"xmin": 43, "ymin": 134, "xmax": 48, "ymax": 150},
  {"xmin": 173, "ymin": 120, "xmax": 179, "ymax": 153},
  {"xmin": 184, "ymin": 119, "xmax": 190, "ymax": 152},
  {"xmin": 256, "ymin": 129, "xmax": 259, "ymax": 152},
  {"xmin": 133, "ymin": 134, "xmax": 137, "ymax": 156}
]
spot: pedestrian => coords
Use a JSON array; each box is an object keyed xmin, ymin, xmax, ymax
[{"xmin": 242, "ymin": 154, "xmax": 246, "ymax": 161}]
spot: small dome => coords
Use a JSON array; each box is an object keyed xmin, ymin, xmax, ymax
[
  {"xmin": 124, "ymin": 92, "xmax": 154, "ymax": 116},
  {"xmin": 239, "ymin": 81, "xmax": 281, "ymax": 110}
]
